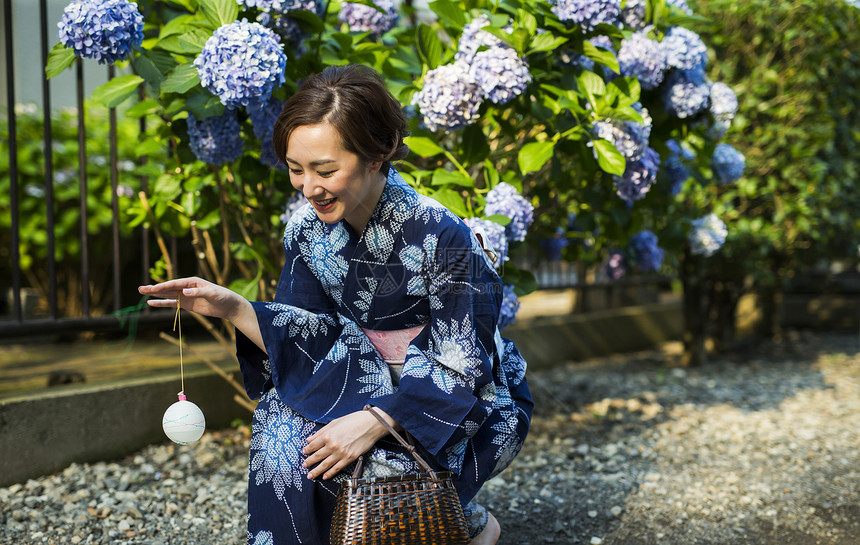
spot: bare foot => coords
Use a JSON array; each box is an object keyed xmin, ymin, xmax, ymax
[{"xmin": 469, "ymin": 512, "xmax": 500, "ymax": 545}]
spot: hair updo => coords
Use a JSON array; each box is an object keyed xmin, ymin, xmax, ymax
[{"xmin": 272, "ymin": 65, "xmax": 410, "ymax": 172}]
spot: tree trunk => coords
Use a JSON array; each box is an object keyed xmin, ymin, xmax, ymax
[{"xmin": 712, "ymin": 281, "xmax": 740, "ymax": 353}]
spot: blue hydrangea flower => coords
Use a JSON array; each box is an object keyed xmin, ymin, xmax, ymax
[
  {"xmin": 614, "ymin": 146, "xmax": 660, "ymax": 202},
  {"xmin": 661, "ymin": 68, "xmax": 710, "ymax": 118},
  {"xmin": 689, "ymin": 213, "xmax": 727, "ymax": 257},
  {"xmin": 261, "ymin": 13, "xmax": 307, "ymax": 46},
  {"xmin": 630, "ymin": 230, "xmax": 664, "ymax": 272},
  {"xmin": 470, "ymin": 46, "xmax": 531, "ymax": 105},
  {"xmin": 539, "ymin": 228, "xmax": 569, "ymax": 261},
  {"xmin": 456, "ymin": 15, "xmax": 504, "ymax": 63},
  {"xmin": 663, "ymin": 139, "xmax": 691, "ymax": 195},
  {"xmin": 603, "ymin": 250, "xmax": 628, "ymax": 280},
  {"xmin": 498, "ymin": 284, "xmax": 521, "ymax": 330},
  {"xmin": 239, "ymin": 0, "xmax": 323, "ymax": 13},
  {"xmin": 709, "ymin": 81, "xmax": 738, "ymax": 124},
  {"xmin": 484, "ymin": 183, "xmax": 535, "ymax": 242},
  {"xmin": 593, "ymin": 117, "xmax": 651, "ymax": 162},
  {"xmin": 280, "ymin": 190, "xmax": 309, "ymax": 224},
  {"xmin": 57, "ymin": 0, "xmax": 144, "ymax": 64},
  {"xmin": 187, "ymin": 111, "xmax": 244, "ymax": 165},
  {"xmin": 412, "ymin": 61, "xmax": 483, "ymax": 132},
  {"xmin": 194, "ymin": 19, "xmax": 287, "ymax": 109},
  {"xmin": 464, "ymin": 217, "xmax": 509, "ymax": 269},
  {"xmin": 618, "ymin": 29, "xmax": 667, "ymax": 90},
  {"xmin": 667, "ymin": 0, "xmax": 693, "ymax": 14},
  {"xmin": 712, "ymin": 143, "xmax": 745, "ymax": 184},
  {"xmin": 339, "ymin": 0, "xmax": 399, "ymax": 36},
  {"xmin": 248, "ymin": 96, "xmax": 285, "ymax": 168},
  {"xmin": 661, "ymin": 27, "xmax": 707, "ymax": 71},
  {"xmin": 620, "ymin": 0, "xmax": 646, "ymax": 29},
  {"xmin": 552, "ymin": 0, "xmax": 621, "ymax": 32}
]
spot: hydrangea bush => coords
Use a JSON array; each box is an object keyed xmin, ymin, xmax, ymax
[{"xmin": 47, "ymin": 0, "xmax": 750, "ymax": 335}]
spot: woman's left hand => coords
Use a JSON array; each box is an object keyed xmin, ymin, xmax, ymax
[{"xmin": 302, "ymin": 409, "xmax": 396, "ymax": 480}]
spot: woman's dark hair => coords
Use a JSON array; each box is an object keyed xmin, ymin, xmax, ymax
[{"xmin": 272, "ymin": 65, "xmax": 410, "ymax": 170}]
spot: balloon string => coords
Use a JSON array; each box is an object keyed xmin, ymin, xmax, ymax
[{"xmin": 173, "ymin": 298, "xmax": 184, "ymax": 394}]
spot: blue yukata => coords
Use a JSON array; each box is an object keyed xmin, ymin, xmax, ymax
[{"xmin": 236, "ymin": 166, "xmax": 533, "ymax": 545}]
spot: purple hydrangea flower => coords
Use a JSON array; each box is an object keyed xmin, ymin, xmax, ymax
[
  {"xmin": 630, "ymin": 230, "xmax": 664, "ymax": 272},
  {"xmin": 661, "ymin": 27, "xmax": 708, "ymax": 71},
  {"xmin": 484, "ymin": 182, "xmax": 535, "ymax": 242},
  {"xmin": 248, "ymin": 95, "xmax": 285, "ymax": 168},
  {"xmin": 662, "ymin": 68, "xmax": 710, "ymax": 118},
  {"xmin": 663, "ymin": 139, "xmax": 691, "ymax": 195},
  {"xmin": 412, "ymin": 61, "xmax": 483, "ymax": 132},
  {"xmin": 456, "ymin": 15, "xmax": 504, "ymax": 63},
  {"xmin": 712, "ymin": 143, "xmax": 745, "ymax": 184},
  {"xmin": 339, "ymin": 0, "xmax": 399, "ymax": 36},
  {"xmin": 618, "ymin": 29, "xmax": 667, "ymax": 90},
  {"xmin": 498, "ymin": 284, "xmax": 521, "ymax": 330},
  {"xmin": 603, "ymin": 250, "xmax": 628, "ymax": 280},
  {"xmin": 470, "ymin": 46, "xmax": 531, "ymax": 105},
  {"xmin": 280, "ymin": 190, "xmax": 309, "ymax": 224},
  {"xmin": 552, "ymin": 0, "xmax": 621, "ymax": 32},
  {"xmin": 194, "ymin": 19, "xmax": 287, "ymax": 109},
  {"xmin": 689, "ymin": 213, "xmax": 727, "ymax": 257},
  {"xmin": 57, "ymin": 0, "xmax": 144, "ymax": 64},
  {"xmin": 187, "ymin": 111, "xmax": 244, "ymax": 165},
  {"xmin": 620, "ymin": 0, "xmax": 646, "ymax": 29},
  {"xmin": 614, "ymin": 146, "xmax": 660, "ymax": 202}
]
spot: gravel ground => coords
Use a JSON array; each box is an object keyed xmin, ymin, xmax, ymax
[{"xmin": 2, "ymin": 331, "xmax": 859, "ymax": 545}]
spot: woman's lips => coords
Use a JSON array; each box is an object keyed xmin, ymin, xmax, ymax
[{"xmin": 312, "ymin": 197, "xmax": 336, "ymax": 212}]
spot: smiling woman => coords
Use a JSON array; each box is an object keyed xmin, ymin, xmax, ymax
[{"xmin": 140, "ymin": 64, "xmax": 533, "ymax": 545}]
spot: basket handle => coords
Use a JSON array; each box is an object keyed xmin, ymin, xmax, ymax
[{"xmin": 353, "ymin": 405, "xmax": 440, "ymax": 482}]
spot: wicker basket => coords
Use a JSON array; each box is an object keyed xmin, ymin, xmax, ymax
[{"xmin": 330, "ymin": 406, "xmax": 471, "ymax": 545}]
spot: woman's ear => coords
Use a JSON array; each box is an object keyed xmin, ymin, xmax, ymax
[{"xmin": 367, "ymin": 158, "xmax": 384, "ymax": 173}]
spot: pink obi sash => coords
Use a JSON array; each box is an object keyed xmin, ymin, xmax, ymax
[{"xmin": 360, "ymin": 324, "xmax": 427, "ymax": 365}]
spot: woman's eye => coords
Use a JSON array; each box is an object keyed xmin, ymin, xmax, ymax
[
  {"xmin": 318, "ymin": 170, "xmax": 336, "ymax": 178},
  {"xmin": 289, "ymin": 169, "xmax": 302, "ymax": 175}
]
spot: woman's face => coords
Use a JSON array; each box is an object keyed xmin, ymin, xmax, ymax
[{"xmin": 286, "ymin": 122, "xmax": 384, "ymax": 233}]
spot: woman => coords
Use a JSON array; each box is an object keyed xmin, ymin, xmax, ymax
[{"xmin": 139, "ymin": 64, "xmax": 532, "ymax": 545}]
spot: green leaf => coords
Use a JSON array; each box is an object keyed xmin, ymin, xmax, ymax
[
  {"xmin": 432, "ymin": 168, "xmax": 474, "ymax": 188},
  {"xmin": 198, "ymin": 0, "xmax": 239, "ymax": 28},
  {"xmin": 125, "ymin": 99, "xmax": 160, "ymax": 118},
  {"xmin": 461, "ymin": 124, "xmax": 490, "ymax": 164},
  {"xmin": 518, "ymin": 140, "xmax": 555, "ymax": 174},
  {"xmin": 156, "ymin": 29, "xmax": 212, "ymax": 55},
  {"xmin": 527, "ymin": 32, "xmax": 568, "ymax": 55},
  {"xmin": 583, "ymin": 40, "xmax": 619, "ymax": 73},
  {"xmin": 45, "ymin": 43, "xmax": 76, "ymax": 79},
  {"xmin": 416, "ymin": 24, "xmax": 443, "ymax": 69},
  {"xmin": 485, "ymin": 214, "xmax": 511, "ymax": 226},
  {"xmin": 429, "ymin": 188, "xmax": 468, "ymax": 216},
  {"xmin": 578, "ymin": 71, "xmax": 606, "ymax": 102},
  {"xmin": 593, "ymin": 139, "xmax": 626, "ymax": 175},
  {"xmin": 228, "ymin": 275, "xmax": 260, "ymax": 301},
  {"xmin": 405, "ymin": 136, "xmax": 444, "ymax": 157},
  {"xmin": 133, "ymin": 54, "xmax": 166, "ymax": 89},
  {"xmin": 429, "ymin": 0, "xmax": 466, "ymax": 27},
  {"xmin": 91, "ymin": 75, "xmax": 145, "ymax": 108},
  {"xmin": 185, "ymin": 92, "xmax": 225, "ymax": 119},
  {"xmin": 164, "ymin": 0, "xmax": 198, "ymax": 10},
  {"xmin": 160, "ymin": 64, "xmax": 201, "ymax": 94}
]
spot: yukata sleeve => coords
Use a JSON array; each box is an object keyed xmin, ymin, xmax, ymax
[
  {"xmin": 235, "ymin": 220, "xmax": 340, "ymax": 400},
  {"xmin": 371, "ymin": 221, "xmax": 501, "ymax": 472}
]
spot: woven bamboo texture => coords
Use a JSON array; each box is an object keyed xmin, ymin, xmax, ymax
[{"xmin": 330, "ymin": 470, "xmax": 470, "ymax": 545}]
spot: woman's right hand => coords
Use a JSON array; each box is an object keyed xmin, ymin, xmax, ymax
[
  {"xmin": 139, "ymin": 277, "xmax": 266, "ymax": 353},
  {"xmin": 139, "ymin": 277, "xmax": 243, "ymax": 321}
]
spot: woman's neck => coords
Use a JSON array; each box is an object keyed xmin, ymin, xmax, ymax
[{"xmin": 345, "ymin": 170, "xmax": 387, "ymax": 235}]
